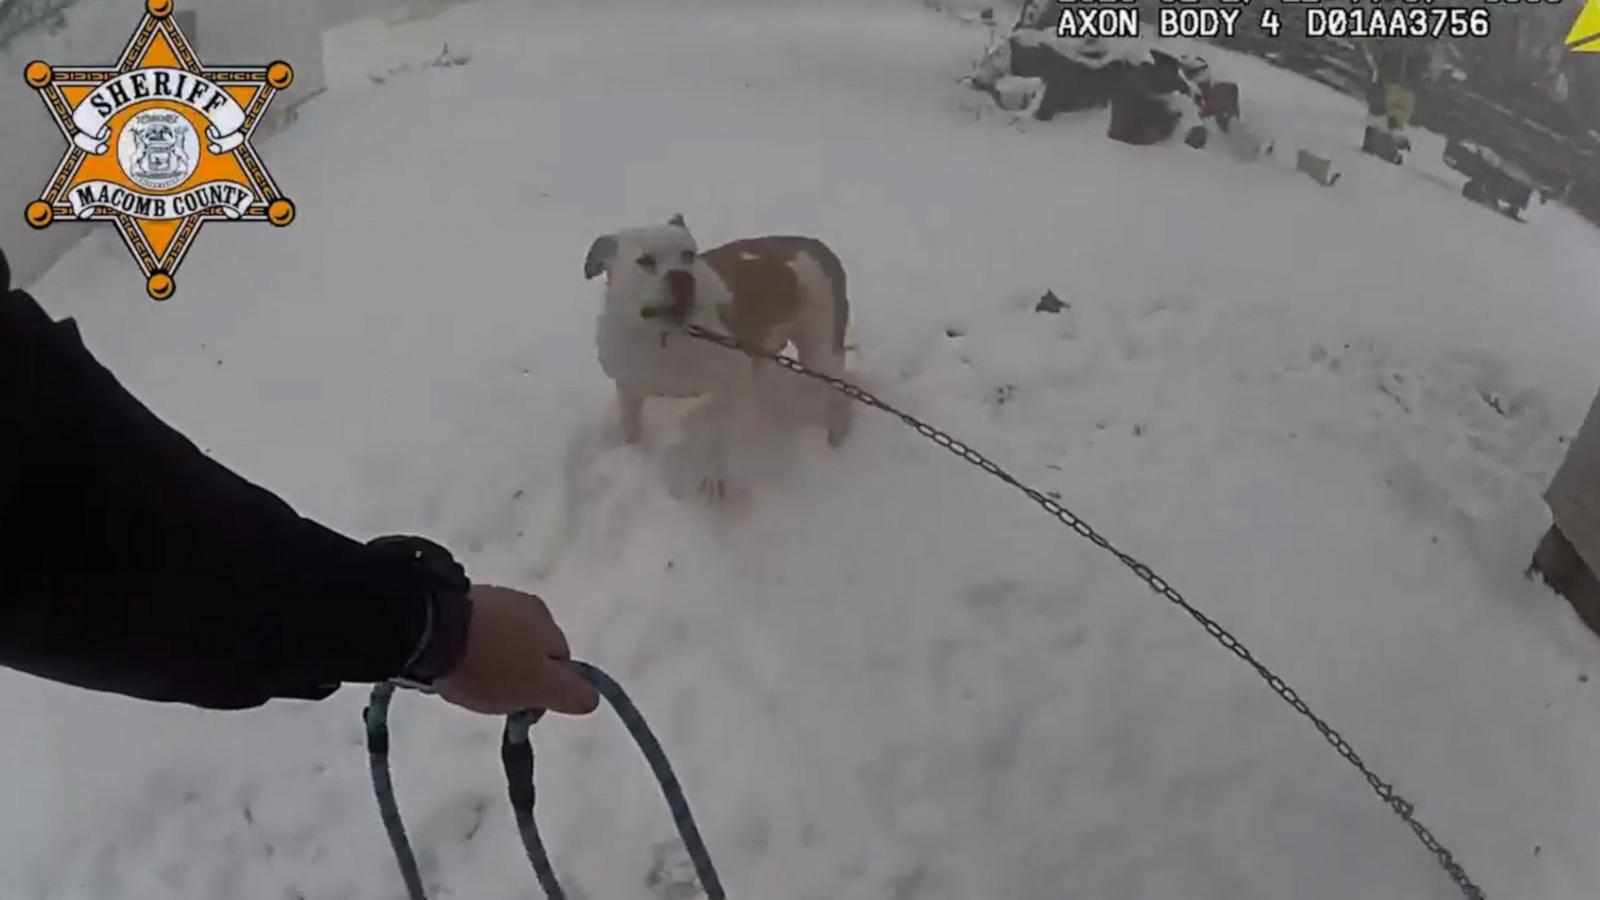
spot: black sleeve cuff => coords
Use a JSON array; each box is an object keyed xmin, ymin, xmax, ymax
[{"xmin": 366, "ymin": 536, "xmax": 473, "ymax": 686}]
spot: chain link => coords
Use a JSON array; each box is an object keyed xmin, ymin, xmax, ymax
[{"xmin": 685, "ymin": 325, "xmax": 1486, "ymax": 900}]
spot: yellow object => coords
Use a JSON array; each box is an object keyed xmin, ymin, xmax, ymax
[
  {"xmin": 267, "ymin": 61, "xmax": 295, "ymax": 89},
  {"xmin": 23, "ymin": 60, "xmax": 52, "ymax": 87},
  {"xmin": 21, "ymin": 4, "xmax": 293, "ymax": 300},
  {"xmin": 1384, "ymin": 85, "xmax": 1416, "ymax": 129},
  {"xmin": 146, "ymin": 272, "xmax": 175, "ymax": 301},
  {"xmin": 267, "ymin": 199, "xmax": 296, "ymax": 226},
  {"xmin": 24, "ymin": 201, "xmax": 53, "ymax": 229},
  {"xmin": 1568, "ymin": 0, "xmax": 1600, "ymax": 52}
]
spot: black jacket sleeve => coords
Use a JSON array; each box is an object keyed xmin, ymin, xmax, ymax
[{"xmin": 0, "ymin": 250, "xmax": 456, "ymax": 709}]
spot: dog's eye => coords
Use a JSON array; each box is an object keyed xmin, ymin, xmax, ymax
[
  {"xmin": 680, "ymin": 250, "xmax": 695, "ymax": 265},
  {"xmin": 637, "ymin": 254, "xmax": 657, "ymax": 272}
]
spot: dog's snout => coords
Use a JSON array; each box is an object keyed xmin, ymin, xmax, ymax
[
  {"xmin": 666, "ymin": 268, "xmax": 695, "ymax": 307},
  {"xmin": 640, "ymin": 268, "xmax": 697, "ymax": 323}
]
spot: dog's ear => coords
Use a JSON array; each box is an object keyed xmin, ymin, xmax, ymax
[
  {"xmin": 583, "ymin": 234, "xmax": 617, "ymax": 280},
  {"xmin": 668, "ymin": 213, "xmax": 688, "ymax": 232}
]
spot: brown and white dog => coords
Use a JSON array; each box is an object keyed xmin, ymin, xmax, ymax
[{"xmin": 584, "ymin": 215, "xmax": 854, "ymax": 494}]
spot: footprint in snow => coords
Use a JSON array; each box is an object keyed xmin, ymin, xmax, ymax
[
  {"xmin": 645, "ymin": 839, "xmax": 706, "ymax": 900},
  {"xmin": 1140, "ymin": 294, "xmax": 1195, "ymax": 318},
  {"xmin": 962, "ymin": 578, "xmax": 1020, "ymax": 612}
]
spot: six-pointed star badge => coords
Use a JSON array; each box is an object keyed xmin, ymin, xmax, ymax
[{"xmin": 23, "ymin": 0, "xmax": 295, "ymax": 300}]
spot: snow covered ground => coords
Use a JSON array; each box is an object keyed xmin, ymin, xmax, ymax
[{"xmin": 5, "ymin": 1, "xmax": 1600, "ymax": 898}]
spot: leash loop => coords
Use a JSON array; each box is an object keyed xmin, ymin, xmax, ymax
[{"xmin": 365, "ymin": 662, "xmax": 726, "ymax": 900}]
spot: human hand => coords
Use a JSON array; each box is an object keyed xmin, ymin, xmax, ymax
[{"xmin": 437, "ymin": 585, "xmax": 600, "ymax": 716}]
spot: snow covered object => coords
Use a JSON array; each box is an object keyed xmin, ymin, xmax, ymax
[
  {"xmin": 1533, "ymin": 388, "xmax": 1600, "ymax": 634},
  {"xmin": 1184, "ymin": 57, "xmax": 1239, "ymax": 130},
  {"xmin": 974, "ymin": 28, "xmax": 1205, "ymax": 145},
  {"xmin": 1358, "ymin": 39, "xmax": 1421, "ymax": 165},
  {"xmin": 1003, "ymin": 31, "xmax": 1148, "ymax": 119},
  {"xmin": 972, "ymin": 29, "xmax": 1274, "ymax": 156},
  {"xmin": 990, "ymin": 75, "xmax": 1045, "ymax": 113},
  {"xmin": 1361, "ymin": 116, "xmax": 1410, "ymax": 165},
  {"xmin": 1296, "ymin": 149, "xmax": 1341, "ymax": 186},
  {"xmin": 1181, "ymin": 54, "xmax": 1272, "ymax": 160},
  {"xmin": 1107, "ymin": 48, "xmax": 1198, "ymax": 146},
  {"xmin": 1196, "ymin": 79, "xmax": 1240, "ymax": 128},
  {"xmin": 1443, "ymin": 138, "xmax": 1535, "ymax": 219}
]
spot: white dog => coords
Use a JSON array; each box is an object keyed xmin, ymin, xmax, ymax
[{"xmin": 584, "ymin": 215, "xmax": 854, "ymax": 495}]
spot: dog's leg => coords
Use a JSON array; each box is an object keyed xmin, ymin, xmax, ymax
[
  {"xmin": 618, "ymin": 384, "xmax": 645, "ymax": 445},
  {"xmin": 694, "ymin": 373, "xmax": 766, "ymax": 501},
  {"xmin": 788, "ymin": 249, "xmax": 855, "ymax": 447},
  {"xmin": 796, "ymin": 337, "xmax": 854, "ymax": 447},
  {"xmin": 691, "ymin": 394, "xmax": 732, "ymax": 500},
  {"xmin": 823, "ymin": 356, "xmax": 855, "ymax": 447}
]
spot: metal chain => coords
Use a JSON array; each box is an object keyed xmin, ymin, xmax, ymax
[{"xmin": 684, "ymin": 325, "xmax": 1486, "ymax": 900}]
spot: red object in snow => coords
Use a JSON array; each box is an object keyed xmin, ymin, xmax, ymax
[{"xmin": 1197, "ymin": 81, "xmax": 1240, "ymax": 127}]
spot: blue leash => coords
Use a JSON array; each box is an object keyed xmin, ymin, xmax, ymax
[{"xmin": 363, "ymin": 662, "xmax": 726, "ymax": 900}]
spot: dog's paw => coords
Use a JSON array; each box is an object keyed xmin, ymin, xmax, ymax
[
  {"xmin": 600, "ymin": 411, "xmax": 645, "ymax": 449},
  {"xmin": 693, "ymin": 454, "xmax": 746, "ymax": 502},
  {"xmin": 694, "ymin": 473, "xmax": 753, "ymax": 508},
  {"xmin": 606, "ymin": 427, "xmax": 641, "ymax": 449},
  {"xmin": 825, "ymin": 399, "xmax": 856, "ymax": 447},
  {"xmin": 697, "ymin": 475, "xmax": 728, "ymax": 500},
  {"xmin": 617, "ymin": 412, "xmax": 645, "ymax": 447}
]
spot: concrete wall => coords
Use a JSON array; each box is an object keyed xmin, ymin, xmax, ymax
[{"xmin": 0, "ymin": 0, "xmax": 326, "ymax": 289}]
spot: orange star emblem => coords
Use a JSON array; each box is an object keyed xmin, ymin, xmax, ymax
[{"xmin": 22, "ymin": 0, "xmax": 295, "ymax": 300}]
